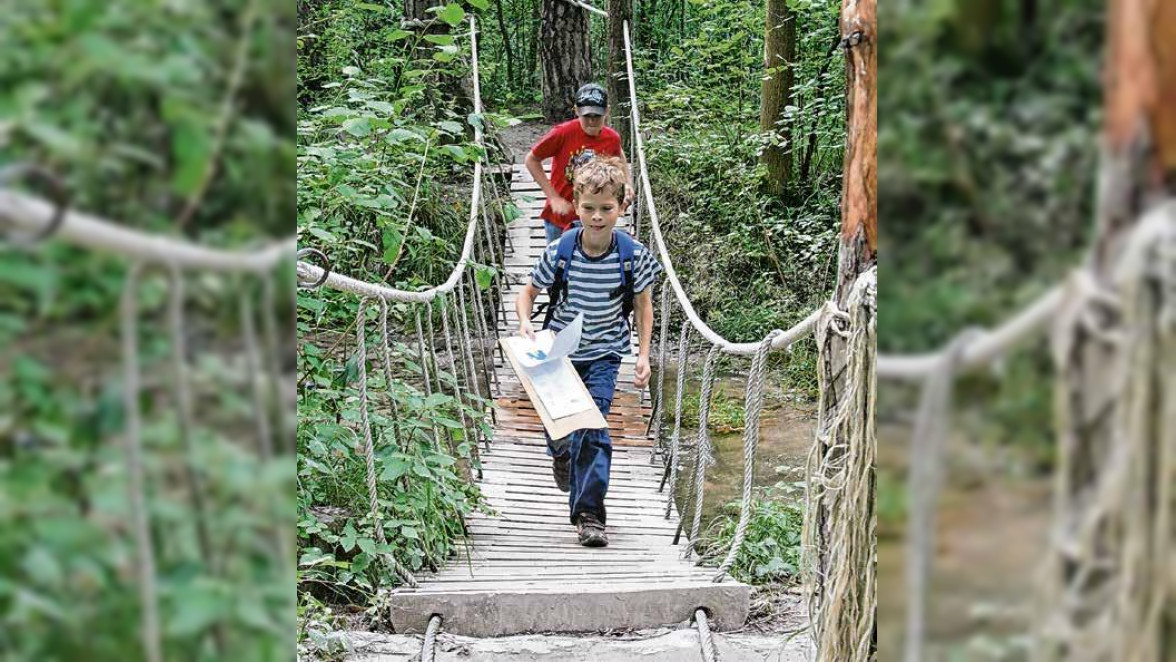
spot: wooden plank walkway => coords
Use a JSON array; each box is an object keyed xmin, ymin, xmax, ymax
[{"xmin": 387, "ymin": 161, "xmax": 749, "ymax": 636}]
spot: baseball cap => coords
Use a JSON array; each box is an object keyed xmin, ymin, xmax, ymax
[{"xmin": 575, "ymin": 83, "xmax": 608, "ymax": 116}]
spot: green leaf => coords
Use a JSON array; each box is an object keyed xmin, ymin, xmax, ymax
[
  {"xmin": 342, "ymin": 117, "xmax": 372, "ymax": 137},
  {"xmin": 475, "ymin": 264, "xmax": 496, "ymax": 290},
  {"xmin": 307, "ymin": 226, "xmax": 337, "ymax": 244},
  {"xmin": 389, "ymin": 29, "xmax": 413, "ymax": 41},
  {"xmin": 436, "ymin": 120, "xmax": 464, "ymax": 135},
  {"xmin": 435, "ymin": 3, "xmax": 466, "ymax": 27},
  {"xmin": 382, "ymin": 226, "xmax": 404, "ymax": 264},
  {"xmin": 340, "ymin": 523, "xmax": 357, "ymax": 552},
  {"xmin": 388, "ymin": 128, "xmax": 424, "ymax": 143},
  {"xmin": 467, "ymin": 0, "xmax": 489, "ymax": 9},
  {"xmin": 441, "ymin": 145, "xmax": 467, "ymax": 162},
  {"xmin": 400, "ymin": 527, "xmax": 420, "ymax": 540},
  {"xmin": 424, "ymin": 34, "xmax": 455, "ymax": 46}
]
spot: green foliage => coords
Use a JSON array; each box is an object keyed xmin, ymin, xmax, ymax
[
  {"xmin": 2, "ymin": 1, "xmax": 294, "ymax": 658},
  {"xmin": 296, "ymin": 332, "xmax": 488, "ymax": 598},
  {"xmin": 632, "ymin": 0, "xmax": 844, "ymax": 398},
  {"xmin": 695, "ymin": 483, "xmax": 805, "ymax": 585},
  {"xmin": 879, "ymin": 0, "xmax": 1104, "ymax": 456},
  {"xmin": 296, "ymin": 1, "xmax": 502, "ymax": 627},
  {"xmin": 680, "ymin": 388, "xmax": 746, "ymax": 433}
]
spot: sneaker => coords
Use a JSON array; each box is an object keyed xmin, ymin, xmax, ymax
[
  {"xmin": 552, "ymin": 455, "xmax": 570, "ymax": 492},
  {"xmin": 577, "ymin": 513, "xmax": 608, "ymax": 547}
]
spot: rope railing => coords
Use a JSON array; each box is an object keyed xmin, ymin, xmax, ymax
[
  {"xmin": 872, "ymin": 202, "xmax": 1176, "ymax": 662},
  {"xmin": 0, "ymin": 189, "xmax": 293, "ymax": 273},
  {"xmin": 293, "ymin": 15, "xmax": 501, "ymax": 591},
  {"xmin": 3, "ymin": 174, "xmax": 295, "ymax": 662},
  {"xmin": 620, "ymin": 20, "xmax": 820, "ymax": 358}
]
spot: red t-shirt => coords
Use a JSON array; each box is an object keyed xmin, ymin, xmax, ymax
[{"xmin": 531, "ymin": 119, "xmax": 622, "ymax": 229}]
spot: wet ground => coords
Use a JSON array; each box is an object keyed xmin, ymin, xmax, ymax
[{"xmin": 876, "ymin": 422, "xmax": 1051, "ymax": 661}]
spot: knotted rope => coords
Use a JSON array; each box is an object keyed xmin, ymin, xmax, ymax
[
  {"xmin": 1034, "ymin": 203, "xmax": 1176, "ymax": 662},
  {"xmin": 801, "ymin": 268, "xmax": 876, "ymax": 662}
]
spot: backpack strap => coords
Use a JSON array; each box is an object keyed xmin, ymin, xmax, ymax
[
  {"xmin": 612, "ymin": 230, "xmax": 638, "ymax": 319},
  {"xmin": 537, "ymin": 228, "xmax": 581, "ymax": 329}
]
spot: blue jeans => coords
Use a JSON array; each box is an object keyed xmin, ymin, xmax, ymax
[
  {"xmin": 546, "ymin": 354, "xmax": 621, "ymax": 524},
  {"xmin": 543, "ymin": 219, "xmax": 580, "ymax": 246}
]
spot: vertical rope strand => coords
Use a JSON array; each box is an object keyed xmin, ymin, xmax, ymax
[
  {"xmin": 713, "ymin": 330, "xmax": 779, "ymax": 582},
  {"xmin": 440, "ymin": 294, "xmax": 477, "ymax": 480},
  {"xmin": 414, "ymin": 305, "xmax": 443, "ymax": 450},
  {"xmin": 166, "ymin": 270, "xmax": 215, "ymax": 570},
  {"xmin": 457, "ymin": 272, "xmax": 489, "ymax": 451},
  {"xmin": 240, "ymin": 285, "xmax": 274, "ymax": 459},
  {"xmin": 664, "ymin": 322, "xmax": 691, "ymax": 518},
  {"xmin": 685, "ymin": 345, "xmax": 722, "ymax": 560},
  {"xmin": 357, "ymin": 298, "xmax": 418, "ymax": 588},
  {"xmin": 120, "ymin": 264, "xmax": 163, "ymax": 662},
  {"xmin": 261, "ymin": 274, "xmax": 292, "ymax": 453},
  {"xmin": 650, "ymin": 284, "xmax": 672, "ymax": 463},
  {"xmin": 377, "ymin": 299, "xmax": 405, "ymax": 455}
]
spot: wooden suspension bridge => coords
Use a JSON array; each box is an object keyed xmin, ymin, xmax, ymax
[{"xmin": 385, "ymin": 160, "xmax": 749, "ymax": 636}]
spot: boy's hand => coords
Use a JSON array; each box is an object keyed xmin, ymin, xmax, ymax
[
  {"xmin": 518, "ymin": 319, "xmax": 536, "ymax": 340},
  {"xmin": 634, "ymin": 355, "xmax": 651, "ymax": 389},
  {"xmin": 550, "ymin": 195, "xmax": 573, "ymax": 217}
]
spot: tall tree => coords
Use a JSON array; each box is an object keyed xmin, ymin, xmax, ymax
[
  {"xmin": 759, "ymin": 0, "xmax": 797, "ymax": 199},
  {"xmin": 539, "ymin": 0, "xmax": 592, "ymax": 122},
  {"xmin": 608, "ymin": 0, "xmax": 634, "ymax": 153}
]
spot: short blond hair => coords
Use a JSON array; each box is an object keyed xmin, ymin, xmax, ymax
[{"xmin": 572, "ymin": 155, "xmax": 628, "ymax": 203}]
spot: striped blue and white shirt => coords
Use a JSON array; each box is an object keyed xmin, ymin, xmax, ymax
[{"xmin": 531, "ymin": 232, "xmax": 663, "ymax": 361}]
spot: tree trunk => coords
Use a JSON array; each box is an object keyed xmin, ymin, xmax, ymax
[
  {"xmin": 834, "ymin": 0, "xmax": 877, "ymax": 302},
  {"xmin": 608, "ymin": 0, "xmax": 634, "ymax": 153},
  {"xmin": 810, "ymin": 2, "xmax": 876, "ymax": 661},
  {"xmin": 494, "ymin": 0, "xmax": 517, "ymax": 88},
  {"xmin": 540, "ymin": 0, "xmax": 592, "ymax": 122},
  {"xmin": 1042, "ymin": 0, "xmax": 1176, "ymax": 659},
  {"xmin": 405, "ymin": 0, "xmax": 442, "ymax": 22},
  {"xmin": 758, "ymin": 0, "xmax": 797, "ymax": 200}
]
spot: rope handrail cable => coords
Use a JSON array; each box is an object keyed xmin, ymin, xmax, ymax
[
  {"xmin": 0, "ymin": 190, "xmax": 293, "ymax": 273},
  {"xmin": 620, "ymin": 20, "xmax": 820, "ymax": 357},
  {"xmin": 295, "ymin": 16, "xmax": 485, "ymax": 303}
]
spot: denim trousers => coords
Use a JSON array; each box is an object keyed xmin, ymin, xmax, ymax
[
  {"xmin": 543, "ymin": 219, "xmax": 580, "ymax": 246},
  {"xmin": 546, "ymin": 354, "xmax": 621, "ymax": 524}
]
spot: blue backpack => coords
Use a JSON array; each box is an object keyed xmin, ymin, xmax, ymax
[{"xmin": 536, "ymin": 228, "xmax": 639, "ymax": 330}]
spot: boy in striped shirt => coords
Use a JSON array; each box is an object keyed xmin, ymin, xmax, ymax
[{"xmin": 514, "ymin": 155, "xmax": 662, "ymax": 547}]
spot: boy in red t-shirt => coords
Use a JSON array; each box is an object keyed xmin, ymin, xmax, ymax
[{"xmin": 524, "ymin": 83, "xmax": 636, "ymax": 245}]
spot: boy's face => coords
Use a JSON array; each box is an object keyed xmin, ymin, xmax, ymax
[
  {"xmin": 577, "ymin": 109, "xmax": 608, "ymax": 136},
  {"xmin": 575, "ymin": 187, "xmax": 622, "ymax": 243}
]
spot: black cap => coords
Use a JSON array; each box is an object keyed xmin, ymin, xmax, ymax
[{"xmin": 574, "ymin": 83, "xmax": 608, "ymax": 116}]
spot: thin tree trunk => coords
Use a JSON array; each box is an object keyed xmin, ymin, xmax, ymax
[
  {"xmin": 800, "ymin": 31, "xmax": 842, "ymax": 189},
  {"xmin": 758, "ymin": 0, "xmax": 797, "ymax": 200},
  {"xmin": 608, "ymin": 0, "xmax": 634, "ymax": 153},
  {"xmin": 540, "ymin": 0, "xmax": 592, "ymax": 122},
  {"xmin": 494, "ymin": 0, "xmax": 516, "ymax": 88}
]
